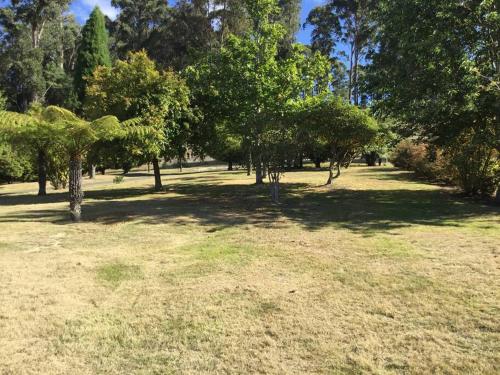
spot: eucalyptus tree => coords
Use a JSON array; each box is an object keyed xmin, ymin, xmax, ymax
[
  {"xmin": 110, "ymin": 0, "xmax": 170, "ymax": 59},
  {"xmin": 9, "ymin": 0, "xmax": 71, "ymax": 49},
  {"xmin": 0, "ymin": 0, "xmax": 79, "ymax": 111},
  {"xmin": 305, "ymin": 0, "xmax": 375, "ymax": 105}
]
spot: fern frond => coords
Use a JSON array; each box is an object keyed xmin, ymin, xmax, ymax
[
  {"xmin": 0, "ymin": 110, "xmax": 35, "ymax": 128},
  {"xmin": 91, "ymin": 115, "xmax": 123, "ymax": 140},
  {"xmin": 42, "ymin": 106, "xmax": 81, "ymax": 124}
]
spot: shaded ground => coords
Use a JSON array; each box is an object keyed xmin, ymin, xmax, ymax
[{"xmin": 0, "ymin": 165, "xmax": 499, "ymax": 374}]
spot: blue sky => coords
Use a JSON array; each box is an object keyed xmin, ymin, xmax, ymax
[{"xmin": 68, "ymin": 0, "xmax": 323, "ymax": 45}]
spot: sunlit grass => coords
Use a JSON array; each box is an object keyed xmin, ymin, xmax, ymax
[{"xmin": 0, "ymin": 164, "xmax": 498, "ymax": 374}]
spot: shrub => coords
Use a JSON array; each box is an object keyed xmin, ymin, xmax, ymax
[
  {"xmin": 113, "ymin": 175, "xmax": 124, "ymax": 184},
  {"xmin": 391, "ymin": 138, "xmax": 499, "ymax": 197},
  {"xmin": 47, "ymin": 148, "xmax": 68, "ymax": 190},
  {"xmin": 391, "ymin": 140, "xmax": 427, "ymax": 171},
  {"xmin": 445, "ymin": 130, "xmax": 499, "ymax": 196},
  {"xmin": 0, "ymin": 143, "xmax": 34, "ymax": 183}
]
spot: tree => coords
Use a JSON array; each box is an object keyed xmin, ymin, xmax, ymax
[
  {"xmin": 187, "ymin": 0, "xmax": 330, "ymax": 186},
  {"xmin": 367, "ymin": 0, "xmax": 499, "ymax": 196},
  {"xmin": 10, "ymin": 0, "xmax": 71, "ymax": 49},
  {"xmin": 2, "ymin": 1, "xmax": 72, "ymax": 106},
  {"xmin": 0, "ymin": 92, "xmax": 34, "ymax": 183},
  {"xmin": 212, "ymin": 0, "xmax": 250, "ymax": 46},
  {"xmin": 74, "ymin": 6, "xmax": 111, "ymax": 104},
  {"xmin": 155, "ymin": 0, "xmax": 216, "ymax": 70},
  {"xmin": 85, "ymin": 51, "xmax": 191, "ymax": 191},
  {"xmin": 0, "ymin": 1, "xmax": 79, "ymax": 111},
  {"xmin": 0, "ymin": 106, "xmax": 122, "ymax": 221},
  {"xmin": 206, "ymin": 122, "xmax": 247, "ymax": 170},
  {"xmin": 275, "ymin": 0, "xmax": 301, "ymax": 57},
  {"xmin": 305, "ymin": 0, "xmax": 375, "ymax": 105},
  {"xmin": 110, "ymin": 0, "xmax": 170, "ymax": 59},
  {"xmin": 299, "ymin": 96, "xmax": 379, "ymax": 184},
  {"xmin": 362, "ymin": 120, "xmax": 396, "ymax": 166},
  {"xmin": 0, "ymin": 142, "xmax": 34, "ymax": 183}
]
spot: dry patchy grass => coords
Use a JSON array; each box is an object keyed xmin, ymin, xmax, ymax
[{"xmin": 0, "ymin": 165, "xmax": 499, "ymax": 374}]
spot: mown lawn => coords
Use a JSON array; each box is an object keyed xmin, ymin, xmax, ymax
[{"xmin": 0, "ymin": 165, "xmax": 499, "ymax": 374}]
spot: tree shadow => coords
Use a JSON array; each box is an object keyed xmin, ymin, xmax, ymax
[
  {"xmin": 124, "ymin": 168, "xmax": 228, "ymax": 178},
  {"xmin": 1, "ymin": 176, "xmax": 498, "ymax": 234}
]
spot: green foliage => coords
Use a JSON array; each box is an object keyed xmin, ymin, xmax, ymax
[
  {"xmin": 363, "ymin": 119, "xmax": 397, "ymax": 165},
  {"xmin": 208, "ymin": 123, "xmax": 247, "ymax": 167},
  {"xmin": 297, "ymin": 95, "xmax": 379, "ymax": 182},
  {"xmin": 368, "ymin": 0, "xmax": 499, "ymax": 195},
  {"xmin": 0, "ymin": 142, "xmax": 34, "ymax": 183},
  {"xmin": 446, "ymin": 129, "xmax": 499, "ymax": 196},
  {"xmin": 74, "ymin": 6, "xmax": 111, "ymax": 103},
  {"xmin": 305, "ymin": 0, "xmax": 376, "ymax": 104},
  {"xmin": 85, "ymin": 51, "xmax": 192, "ymax": 164},
  {"xmin": 46, "ymin": 145, "xmax": 68, "ymax": 190},
  {"xmin": 110, "ymin": 0, "xmax": 170, "ymax": 59},
  {"xmin": 186, "ymin": 0, "xmax": 331, "ymax": 180},
  {"xmin": 0, "ymin": 1, "xmax": 78, "ymax": 110},
  {"xmin": 0, "ymin": 106, "xmax": 122, "ymax": 158},
  {"xmin": 300, "ymin": 96, "xmax": 379, "ymax": 161}
]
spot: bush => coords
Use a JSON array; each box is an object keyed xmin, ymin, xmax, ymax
[
  {"xmin": 113, "ymin": 175, "xmax": 124, "ymax": 184},
  {"xmin": 445, "ymin": 130, "xmax": 499, "ymax": 196},
  {"xmin": 391, "ymin": 140, "xmax": 436, "ymax": 176},
  {"xmin": 391, "ymin": 138, "xmax": 499, "ymax": 197},
  {"xmin": 391, "ymin": 140, "xmax": 452, "ymax": 181},
  {"xmin": 0, "ymin": 143, "xmax": 34, "ymax": 183},
  {"xmin": 47, "ymin": 148, "xmax": 68, "ymax": 190}
]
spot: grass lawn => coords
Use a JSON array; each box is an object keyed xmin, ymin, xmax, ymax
[{"xmin": 0, "ymin": 165, "xmax": 499, "ymax": 374}]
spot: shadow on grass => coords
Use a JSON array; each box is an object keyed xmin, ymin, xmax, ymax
[{"xmin": 1, "ymin": 174, "xmax": 498, "ymax": 233}]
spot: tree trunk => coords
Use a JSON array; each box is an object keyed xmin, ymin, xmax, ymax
[
  {"xmin": 152, "ymin": 158, "xmax": 163, "ymax": 191},
  {"xmin": 37, "ymin": 149, "xmax": 47, "ymax": 196},
  {"xmin": 246, "ymin": 153, "xmax": 252, "ymax": 176},
  {"xmin": 353, "ymin": 42, "xmax": 360, "ymax": 106},
  {"xmin": 255, "ymin": 158, "xmax": 264, "ymax": 185},
  {"xmin": 101, "ymin": 168, "xmax": 106, "ymax": 175},
  {"xmin": 496, "ymin": 185, "xmax": 500, "ymax": 203},
  {"xmin": 348, "ymin": 42, "xmax": 354, "ymax": 104},
  {"xmin": 262, "ymin": 164, "xmax": 267, "ymax": 180},
  {"xmin": 270, "ymin": 181, "xmax": 280, "ymax": 203},
  {"xmin": 365, "ymin": 152, "xmax": 378, "ymax": 167},
  {"xmin": 89, "ymin": 164, "xmax": 96, "ymax": 179},
  {"xmin": 178, "ymin": 157, "xmax": 183, "ymax": 172},
  {"xmin": 228, "ymin": 161, "xmax": 233, "ymax": 171},
  {"xmin": 326, "ymin": 160, "xmax": 341, "ymax": 185},
  {"xmin": 69, "ymin": 153, "xmax": 83, "ymax": 222},
  {"xmin": 255, "ymin": 163, "xmax": 263, "ymax": 184},
  {"xmin": 314, "ymin": 159, "xmax": 322, "ymax": 169}
]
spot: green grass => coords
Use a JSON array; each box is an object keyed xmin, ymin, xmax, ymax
[
  {"xmin": 97, "ymin": 263, "xmax": 143, "ymax": 287},
  {"xmin": 0, "ymin": 164, "xmax": 498, "ymax": 374}
]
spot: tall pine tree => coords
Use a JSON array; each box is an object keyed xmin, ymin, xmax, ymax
[{"xmin": 74, "ymin": 7, "xmax": 111, "ymax": 104}]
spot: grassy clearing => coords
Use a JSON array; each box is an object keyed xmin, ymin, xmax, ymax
[{"xmin": 0, "ymin": 165, "xmax": 499, "ymax": 374}]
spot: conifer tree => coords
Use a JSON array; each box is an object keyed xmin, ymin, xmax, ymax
[{"xmin": 74, "ymin": 7, "xmax": 111, "ymax": 103}]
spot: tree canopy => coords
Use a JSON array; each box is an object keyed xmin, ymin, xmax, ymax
[
  {"xmin": 74, "ymin": 6, "xmax": 111, "ymax": 104},
  {"xmin": 85, "ymin": 51, "xmax": 192, "ymax": 191}
]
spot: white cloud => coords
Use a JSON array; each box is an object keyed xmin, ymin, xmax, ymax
[{"xmin": 78, "ymin": 0, "xmax": 119, "ymax": 20}]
